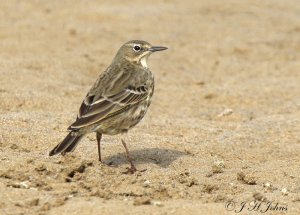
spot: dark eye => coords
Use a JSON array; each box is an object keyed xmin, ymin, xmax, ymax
[{"xmin": 133, "ymin": 45, "xmax": 141, "ymax": 52}]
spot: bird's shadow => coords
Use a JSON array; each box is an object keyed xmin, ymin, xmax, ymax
[{"xmin": 104, "ymin": 148, "xmax": 186, "ymax": 168}]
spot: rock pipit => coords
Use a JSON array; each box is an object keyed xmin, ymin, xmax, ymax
[{"xmin": 49, "ymin": 40, "xmax": 167, "ymax": 173}]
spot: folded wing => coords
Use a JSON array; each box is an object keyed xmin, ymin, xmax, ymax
[{"xmin": 69, "ymin": 85, "xmax": 149, "ymax": 130}]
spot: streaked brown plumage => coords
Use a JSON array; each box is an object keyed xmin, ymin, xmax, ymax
[{"xmin": 49, "ymin": 40, "xmax": 167, "ymax": 173}]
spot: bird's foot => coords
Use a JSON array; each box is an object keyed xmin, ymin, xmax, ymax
[
  {"xmin": 98, "ymin": 160, "xmax": 115, "ymax": 167},
  {"xmin": 122, "ymin": 166, "xmax": 147, "ymax": 174},
  {"xmin": 123, "ymin": 166, "xmax": 137, "ymax": 174}
]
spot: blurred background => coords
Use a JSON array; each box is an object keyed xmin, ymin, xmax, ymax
[{"xmin": 0, "ymin": 0, "xmax": 299, "ymax": 214}]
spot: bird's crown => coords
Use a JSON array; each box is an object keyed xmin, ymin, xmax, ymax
[{"xmin": 113, "ymin": 40, "xmax": 167, "ymax": 67}]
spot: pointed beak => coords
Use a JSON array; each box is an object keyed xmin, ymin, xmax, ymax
[{"xmin": 148, "ymin": 46, "xmax": 168, "ymax": 52}]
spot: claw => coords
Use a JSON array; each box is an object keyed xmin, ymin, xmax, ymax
[
  {"xmin": 125, "ymin": 166, "xmax": 137, "ymax": 174},
  {"xmin": 122, "ymin": 167, "xmax": 147, "ymax": 174}
]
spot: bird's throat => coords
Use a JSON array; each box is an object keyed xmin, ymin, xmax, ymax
[
  {"xmin": 140, "ymin": 56, "xmax": 148, "ymax": 68},
  {"xmin": 123, "ymin": 54, "xmax": 149, "ymax": 68}
]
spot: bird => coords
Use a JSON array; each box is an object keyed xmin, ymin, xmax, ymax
[{"xmin": 49, "ymin": 40, "xmax": 167, "ymax": 173}]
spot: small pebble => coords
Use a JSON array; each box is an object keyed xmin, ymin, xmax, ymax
[
  {"xmin": 19, "ymin": 181, "xmax": 30, "ymax": 189},
  {"xmin": 133, "ymin": 197, "xmax": 151, "ymax": 206},
  {"xmin": 143, "ymin": 180, "xmax": 150, "ymax": 188},
  {"xmin": 218, "ymin": 108, "xmax": 233, "ymax": 117},
  {"xmin": 281, "ymin": 188, "xmax": 288, "ymax": 196},
  {"xmin": 212, "ymin": 160, "xmax": 225, "ymax": 173},
  {"xmin": 153, "ymin": 201, "xmax": 163, "ymax": 207},
  {"xmin": 263, "ymin": 182, "xmax": 273, "ymax": 191}
]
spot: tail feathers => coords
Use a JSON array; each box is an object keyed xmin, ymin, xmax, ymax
[{"xmin": 49, "ymin": 132, "xmax": 83, "ymax": 156}]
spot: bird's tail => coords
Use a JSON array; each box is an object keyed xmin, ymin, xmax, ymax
[{"xmin": 49, "ymin": 132, "xmax": 83, "ymax": 156}]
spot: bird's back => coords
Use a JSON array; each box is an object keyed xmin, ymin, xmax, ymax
[
  {"xmin": 89, "ymin": 60, "xmax": 153, "ymax": 101},
  {"xmin": 69, "ymin": 60, "xmax": 154, "ymax": 135}
]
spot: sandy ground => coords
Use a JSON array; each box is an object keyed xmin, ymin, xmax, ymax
[{"xmin": 0, "ymin": 0, "xmax": 300, "ymax": 214}]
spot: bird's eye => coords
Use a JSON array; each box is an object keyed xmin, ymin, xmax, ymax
[{"xmin": 133, "ymin": 45, "xmax": 141, "ymax": 52}]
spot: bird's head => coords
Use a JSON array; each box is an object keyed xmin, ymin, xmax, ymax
[{"xmin": 114, "ymin": 40, "xmax": 167, "ymax": 68}]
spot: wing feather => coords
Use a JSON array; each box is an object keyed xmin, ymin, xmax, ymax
[{"xmin": 69, "ymin": 85, "xmax": 149, "ymax": 129}]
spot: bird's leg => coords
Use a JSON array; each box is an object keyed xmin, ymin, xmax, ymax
[
  {"xmin": 121, "ymin": 138, "xmax": 137, "ymax": 174},
  {"xmin": 96, "ymin": 132, "xmax": 102, "ymax": 162}
]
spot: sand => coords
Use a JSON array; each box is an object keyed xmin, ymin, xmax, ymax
[{"xmin": 0, "ymin": 0, "xmax": 300, "ymax": 214}]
